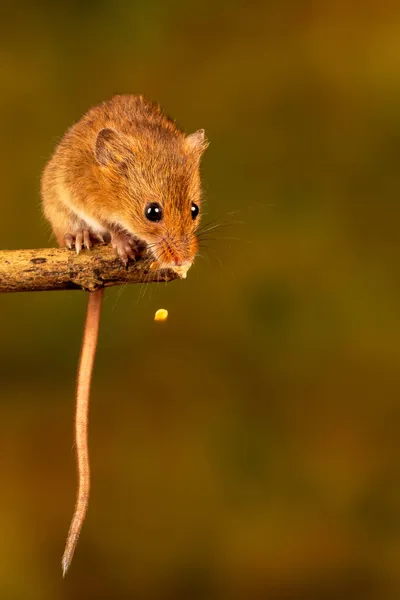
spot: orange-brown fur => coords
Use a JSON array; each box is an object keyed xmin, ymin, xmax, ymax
[
  {"xmin": 42, "ymin": 94, "xmax": 208, "ymax": 267},
  {"xmin": 41, "ymin": 95, "xmax": 208, "ymax": 576}
]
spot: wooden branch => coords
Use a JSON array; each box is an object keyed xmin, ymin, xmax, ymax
[{"xmin": 0, "ymin": 246, "xmax": 178, "ymax": 293}]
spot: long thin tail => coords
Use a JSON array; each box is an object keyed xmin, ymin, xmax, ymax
[{"xmin": 62, "ymin": 288, "xmax": 104, "ymax": 577}]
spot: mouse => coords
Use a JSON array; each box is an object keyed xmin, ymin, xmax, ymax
[{"xmin": 41, "ymin": 94, "xmax": 208, "ymax": 576}]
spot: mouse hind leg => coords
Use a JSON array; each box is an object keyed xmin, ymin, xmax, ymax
[
  {"xmin": 61, "ymin": 220, "xmax": 106, "ymax": 254},
  {"xmin": 43, "ymin": 197, "xmax": 98, "ymax": 252},
  {"xmin": 63, "ymin": 226, "xmax": 105, "ymax": 254},
  {"xmin": 42, "ymin": 184, "xmax": 106, "ymax": 253}
]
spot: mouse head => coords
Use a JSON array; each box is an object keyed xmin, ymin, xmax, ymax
[{"xmin": 95, "ymin": 126, "xmax": 208, "ymax": 277}]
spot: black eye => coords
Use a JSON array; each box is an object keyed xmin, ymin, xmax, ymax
[
  {"xmin": 191, "ymin": 202, "xmax": 199, "ymax": 220},
  {"xmin": 145, "ymin": 202, "xmax": 163, "ymax": 222}
]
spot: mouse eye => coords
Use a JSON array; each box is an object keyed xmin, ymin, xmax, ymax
[
  {"xmin": 191, "ymin": 202, "xmax": 199, "ymax": 220},
  {"xmin": 145, "ymin": 202, "xmax": 163, "ymax": 222}
]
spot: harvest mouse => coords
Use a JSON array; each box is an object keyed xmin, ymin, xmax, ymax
[{"xmin": 41, "ymin": 94, "xmax": 208, "ymax": 575}]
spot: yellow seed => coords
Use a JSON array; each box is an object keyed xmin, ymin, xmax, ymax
[{"xmin": 154, "ymin": 309, "xmax": 168, "ymax": 322}]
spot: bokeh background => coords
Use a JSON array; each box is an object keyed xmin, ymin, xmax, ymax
[{"xmin": 1, "ymin": 1, "xmax": 400, "ymax": 598}]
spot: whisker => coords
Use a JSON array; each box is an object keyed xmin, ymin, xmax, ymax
[
  {"xmin": 196, "ymin": 216, "xmax": 222, "ymax": 233},
  {"xmin": 197, "ymin": 235, "xmax": 241, "ymax": 242},
  {"xmin": 201, "ymin": 245, "xmax": 225, "ymax": 269},
  {"xmin": 196, "ymin": 213, "xmax": 244, "ymax": 233},
  {"xmin": 196, "ymin": 222, "xmax": 236, "ymax": 237},
  {"xmin": 112, "ymin": 279, "xmax": 129, "ymax": 311},
  {"xmin": 137, "ymin": 270, "xmax": 151, "ymax": 303},
  {"xmin": 195, "ymin": 252, "xmax": 210, "ymax": 264}
]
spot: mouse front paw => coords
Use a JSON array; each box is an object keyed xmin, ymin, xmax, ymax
[{"xmin": 111, "ymin": 231, "xmax": 144, "ymax": 265}]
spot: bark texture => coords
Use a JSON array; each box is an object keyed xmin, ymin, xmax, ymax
[{"xmin": 0, "ymin": 246, "xmax": 178, "ymax": 293}]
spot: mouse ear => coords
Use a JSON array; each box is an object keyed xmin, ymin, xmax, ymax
[
  {"xmin": 95, "ymin": 128, "xmax": 132, "ymax": 166},
  {"xmin": 184, "ymin": 129, "xmax": 208, "ymax": 154}
]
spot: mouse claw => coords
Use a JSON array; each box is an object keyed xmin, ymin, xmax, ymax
[
  {"xmin": 111, "ymin": 232, "xmax": 141, "ymax": 265},
  {"xmin": 64, "ymin": 234, "xmax": 74, "ymax": 250},
  {"xmin": 83, "ymin": 230, "xmax": 91, "ymax": 250},
  {"xmin": 63, "ymin": 228, "xmax": 97, "ymax": 253},
  {"xmin": 75, "ymin": 231, "xmax": 83, "ymax": 254},
  {"xmin": 72, "ymin": 229, "xmax": 92, "ymax": 254},
  {"xmin": 116, "ymin": 245, "xmax": 134, "ymax": 266}
]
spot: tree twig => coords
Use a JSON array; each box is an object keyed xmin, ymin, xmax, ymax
[{"xmin": 0, "ymin": 245, "xmax": 178, "ymax": 293}]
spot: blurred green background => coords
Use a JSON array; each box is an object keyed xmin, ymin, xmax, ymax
[{"xmin": 1, "ymin": 1, "xmax": 400, "ymax": 598}]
